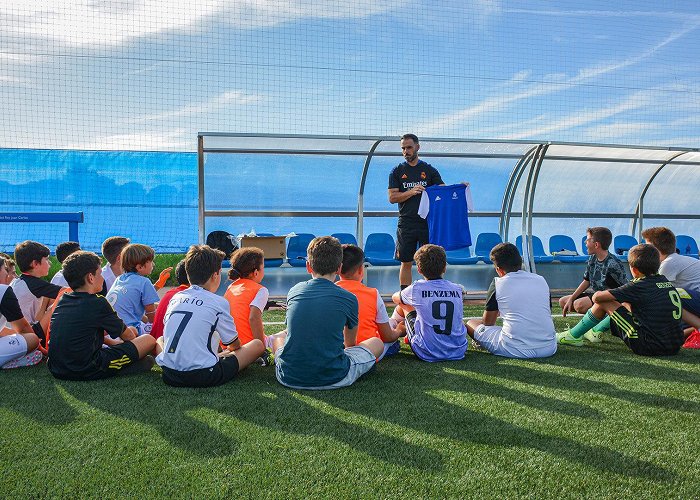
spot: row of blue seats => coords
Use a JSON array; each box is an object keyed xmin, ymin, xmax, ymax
[{"xmin": 258, "ymin": 232, "xmax": 700, "ymax": 267}]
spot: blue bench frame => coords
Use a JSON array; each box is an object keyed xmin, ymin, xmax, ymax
[{"xmin": 0, "ymin": 212, "xmax": 84, "ymax": 243}]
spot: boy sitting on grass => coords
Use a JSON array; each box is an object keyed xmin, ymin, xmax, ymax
[
  {"xmin": 0, "ymin": 255, "xmax": 43, "ymax": 369},
  {"xmin": 10, "ymin": 241, "xmax": 62, "ymax": 326},
  {"xmin": 336, "ymin": 244, "xmax": 403, "ymax": 360},
  {"xmin": 273, "ymin": 236, "xmax": 383, "ymax": 390},
  {"xmin": 48, "ymin": 251, "xmax": 157, "ymax": 380},
  {"xmin": 557, "ymin": 244, "xmax": 684, "ymax": 356},
  {"xmin": 558, "ymin": 227, "xmax": 628, "ymax": 344},
  {"xmin": 106, "ymin": 244, "xmax": 161, "ymax": 336},
  {"xmin": 101, "ymin": 236, "xmax": 130, "ymax": 292},
  {"xmin": 391, "ymin": 244, "xmax": 468, "ymax": 362},
  {"xmin": 466, "ymin": 243, "xmax": 556, "ymax": 359},
  {"xmin": 156, "ymin": 245, "xmax": 265, "ymax": 388},
  {"xmin": 150, "ymin": 260, "xmax": 189, "ymax": 340},
  {"xmin": 51, "ymin": 241, "xmax": 81, "ymax": 288}
]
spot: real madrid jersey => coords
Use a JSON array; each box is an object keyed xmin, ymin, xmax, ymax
[
  {"xmin": 156, "ymin": 285, "xmax": 238, "ymax": 372},
  {"xmin": 418, "ymin": 184, "xmax": 473, "ymax": 250}
]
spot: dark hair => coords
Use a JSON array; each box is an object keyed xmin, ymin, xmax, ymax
[
  {"xmin": 587, "ymin": 227, "xmax": 613, "ymax": 250},
  {"xmin": 62, "ymin": 251, "xmax": 102, "ymax": 290},
  {"xmin": 14, "ymin": 241, "xmax": 50, "ymax": 273},
  {"xmin": 641, "ymin": 227, "xmax": 676, "ymax": 256},
  {"xmin": 120, "ymin": 244, "xmax": 155, "ymax": 273},
  {"xmin": 414, "ymin": 244, "xmax": 446, "ymax": 280},
  {"xmin": 174, "ymin": 260, "xmax": 189, "ymax": 286},
  {"xmin": 228, "ymin": 247, "xmax": 264, "ymax": 280},
  {"xmin": 628, "ymin": 243, "xmax": 660, "ymax": 276},
  {"xmin": 490, "ymin": 242, "xmax": 522, "ymax": 273},
  {"xmin": 184, "ymin": 244, "xmax": 225, "ymax": 285},
  {"xmin": 101, "ymin": 236, "xmax": 130, "ymax": 264},
  {"xmin": 307, "ymin": 236, "xmax": 343, "ymax": 276},
  {"xmin": 340, "ymin": 244, "xmax": 364, "ymax": 276},
  {"xmin": 400, "ymin": 133, "xmax": 419, "ymax": 144},
  {"xmin": 55, "ymin": 241, "xmax": 81, "ymax": 263}
]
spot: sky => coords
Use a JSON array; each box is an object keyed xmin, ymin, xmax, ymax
[{"xmin": 0, "ymin": 0, "xmax": 699, "ymax": 151}]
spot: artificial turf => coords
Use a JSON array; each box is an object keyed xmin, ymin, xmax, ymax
[{"xmin": 1, "ymin": 306, "xmax": 699, "ymax": 498}]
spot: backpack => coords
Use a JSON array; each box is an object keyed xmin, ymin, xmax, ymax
[{"xmin": 205, "ymin": 230, "xmax": 238, "ymax": 258}]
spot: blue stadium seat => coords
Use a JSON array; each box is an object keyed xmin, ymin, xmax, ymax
[
  {"xmin": 548, "ymin": 234, "xmax": 588, "ymax": 262},
  {"xmin": 473, "ymin": 233, "xmax": 503, "ymax": 263},
  {"xmin": 581, "ymin": 235, "xmax": 587, "ymax": 255},
  {"xmin": 515, "ymin": 235, "xmax": 554, "ymax": 263},
  {"xmin": 287, "ymin": 233, "xmax": 316, "ymax": 267},
  {"xmin": 614, "ymin": 235, "xmax": 638, "ymax": 262},
  {"xmin": 676, "ymin": 234, "xmax": 699, "ymax": 259},
  {"xmin": 331, "ymin": 232, "xmax": 358, "ymax": 246},
  {"xmin": 364, "ymin": 233, "xmax": 399, "ymax": 266},
  {"xmin": 255, "ymin": 233, "xmax": 283, "ymax": 267},
  {"xmin": 445, "ymin": 246, "xmax": 480, "ymax": 265}
]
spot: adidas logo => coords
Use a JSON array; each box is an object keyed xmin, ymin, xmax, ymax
[
  {"xmin": 435, "ymin": 196, "xmax": 441, "ymax": 201},
  {"xmin": 452, "ymin": 192, "xmax": 458, "ymax": 199},
  {"xmin": 401, "ymin": 174, "xmax": 408, "ymax": 179}
]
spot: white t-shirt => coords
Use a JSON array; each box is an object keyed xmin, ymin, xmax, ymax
[
  {"xmin": 50, "ymin": 271, "xmax": 69, "ymax": 288},
  {"xmin": 484, "ymin": 270, "xmax": 555, "ymax": 351},
  {"xmin": 156, "ymin": 285, "xmax": 238, "ymax": 372},
  {"xmin": 102, "ymin": 264, "xmax": 117, "ymax": 292},
  {"xmin": 659, "ymin": 253, "xmax": 700, "ymax": 292}
]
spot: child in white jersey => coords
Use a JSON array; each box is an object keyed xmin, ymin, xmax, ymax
[
  {"xmin": 391, "ymin": 244, "xmax": 468, "ymax": 362},
  {"xmin": 156, "ymin": 245, "xmax": 265, "ymax": 387},
  {"xmin": 466, "ymin": 242, "xmax": 556, "ymax": 359}
]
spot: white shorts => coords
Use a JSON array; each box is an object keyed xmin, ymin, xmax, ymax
[
  {"xmin": 0, "ymin": 334, "xmax": 28, "ymax": 366},
  {"xmin": 474, "ymin": 325, "xmax": 557, "ymax": 359},
  {"xmin": 275, "ymin": 345, "xmax": 376, "ymax": 390}
]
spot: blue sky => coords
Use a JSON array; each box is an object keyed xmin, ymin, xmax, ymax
[{"xmin": 0, "ymin": 0, "xmax": 699, "ymax": 151}]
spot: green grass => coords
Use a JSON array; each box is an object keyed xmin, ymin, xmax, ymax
[{"xmin": 2, "ymin": 305, "xmax": 699, "ymax": 498}]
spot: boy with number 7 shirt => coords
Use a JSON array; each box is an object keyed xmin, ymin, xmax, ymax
[
  {"xmin": 392, "ymin": 244, "xmax": 468, "ymax": 361},
  {"xmin": 558, "ymin": 244, "xmax": 684, "ymax": 356},
  {"xmin": 155, "ymin": 245, "xmax": 265, "ymax": 388}
]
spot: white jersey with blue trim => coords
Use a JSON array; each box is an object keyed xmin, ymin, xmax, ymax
[
  {"xmin": 401, "ymin": 278, "xmax": 468, "ymax": 361},
  {"xmin": 418, "ymin": 184, "xmax": 473, "ymax": 250},
  {"xmin": 156, "ymin": 285, "xmax": 238, "ymax": 372}
]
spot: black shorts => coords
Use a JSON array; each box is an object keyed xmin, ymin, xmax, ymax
[
  {"xmin": 53, "ymin": 342, "xmax": 153, "ymax": 381},
  {"xmin": 161, "ymin": 356, "xmax": 240, "ymax": 388},
  {"xmin": 396, "ymin": 223, "xmax": 429, "ymax": 262},
  {"xmin": 609, "ymin": 306, "xmax": 679, "ymax": 356}
]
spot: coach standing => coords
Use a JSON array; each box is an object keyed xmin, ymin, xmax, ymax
[{"xmin": 388, "ymin": 134, "xmax": 444, "ymax": 288}]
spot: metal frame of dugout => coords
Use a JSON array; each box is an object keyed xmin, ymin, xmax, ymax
[{"xmin": 198, "ymin": 134, "xmax": 700, "ymax": 295}]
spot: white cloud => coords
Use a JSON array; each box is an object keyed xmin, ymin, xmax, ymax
[
  {"xmin": 502, "ymin": 91, "xmax": 653, "ymax": 140},
  {"xmin": 67, "ymin": 128, "xmax": 191, "ymax": 151},
  {"xmin": 419, "ymin": 23, "xmax": 700, "ymax": 135},
  {"xmin": 135, "ymin": 90, "xmax": 264, "ymax": 122},
  {"xmin": 0, "ymin": 1, "xmax": 409, "ymax": 47}
]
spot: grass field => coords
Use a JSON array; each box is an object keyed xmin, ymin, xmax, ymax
[{"xmin": 2, "ymin": 305, "xmax": 699, "ymax": 498}]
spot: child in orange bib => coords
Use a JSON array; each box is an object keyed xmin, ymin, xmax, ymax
[
  {"xmin": 223, "ymin": 247, "xmax": 275, "ymax": 359},
  {"xmin": 336, "ymin": 244, "xmax": 404, "ymax": 360}
]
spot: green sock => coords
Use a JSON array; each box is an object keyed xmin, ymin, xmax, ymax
[
  {"xmin": 592, "ymin": 316, "xmax": 611, "ymax": 333},
  {"xmin": 570, "ymin": 310, "xmax": 602, "ymax": 339}
]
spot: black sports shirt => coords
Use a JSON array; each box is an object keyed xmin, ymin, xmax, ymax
[{"xmin": 388, "ymin": 160, "xmax": 443, "ymax": 224}]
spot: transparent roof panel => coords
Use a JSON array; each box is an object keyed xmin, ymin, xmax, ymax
[
  {"xmin": 641, "ymin": 161, "xmax": 700, "ymax": 214},
  {"xmin": 373, "ymin": 139, "xmax": 537, "ymax": 156},
  {"xmin": 544, "ymin": 144, "xmax": 683, "ymax": 163},
  {"xmin": 201, "ymin": 135, "xmax": 379, "ymax": 153}
]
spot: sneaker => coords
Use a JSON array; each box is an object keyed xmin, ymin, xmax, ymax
[
  {"xmin": 583, "ymin": 329, "xmax": 603, "ymax": 343},
  {"xmin": 1, "ymin": 349, "xmax": 43, "ymax": 369},
  {"xmin": 256, "ymin": 348, "xmax": 275, "ymax": 366},
  {"xmin": 683, "ymin": 329, "xmax": 700, "ymax": 349},
  {"xmin": 556, "ymin": 329, "xmax": 584, "ymax": 346}
]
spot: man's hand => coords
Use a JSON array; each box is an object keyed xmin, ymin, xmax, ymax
[
  {"xmin": 461, "ymin": 181, "xmax": 470, "ymax": 187},
  {"xmin": 412, "ymin": 185, "xmax": 425, "ymax": 196},
  {"xmin": 561, "ymin": 298, "xmax": 574, "ymax": 317}
]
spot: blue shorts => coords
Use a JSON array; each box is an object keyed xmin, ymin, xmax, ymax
[
  {"xmin": 678, "ymin": 287, "xmax": 700, "ymax": 315},
  {"xmin": 474, "ymin": 324, "xmax": 557, "ymax": 359},
  {"xmin": 275, "ymin": 345, "xmax": 376, "ymax": 390}
]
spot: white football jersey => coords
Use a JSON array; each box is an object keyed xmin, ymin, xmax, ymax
[{"xmin": 156, "ymin": 285, "xmax": 238, "ymax": 371}]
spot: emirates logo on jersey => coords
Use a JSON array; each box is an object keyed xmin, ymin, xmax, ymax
[
  {"xmin": 420, "ymin": 172, "xmax": 426, "ymax": 179},
  {"xmin": 401, "ymin": 174, "xmax": 408, "ymax": 179}
]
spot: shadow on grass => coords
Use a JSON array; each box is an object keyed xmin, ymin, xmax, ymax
[
  {"xmin": 455, "ymin": 359, "xmax": 700, "ymax": 415},
  {"xmin": 536, "ymin": 345, "xmax": 700, "ymax": 384},
  {"xmin": 0, "ymin": 366, "xmax": 78, "ymax": 425},
  {"xmin": 59, "ymin": 369, "xmax": 444, "ymax": 471},
  {"xmin": 306, "ymin": 354, "xmax": 674, "ymax": 481}
]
